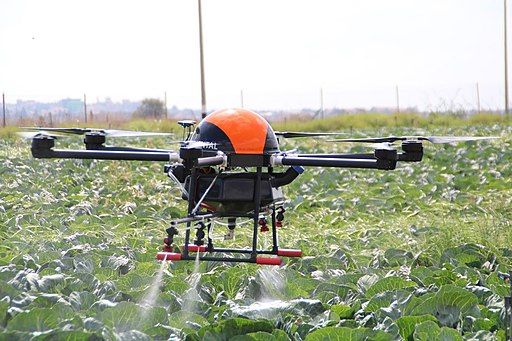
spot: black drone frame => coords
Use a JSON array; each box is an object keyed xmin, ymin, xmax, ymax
[{"xmin": 29, "ymin": 132, "xmax": 425, "ymax": 265}]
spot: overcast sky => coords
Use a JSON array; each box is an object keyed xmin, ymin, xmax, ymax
[{"xmin": 0, "ymin": 0, "xmax": 507, "ymax": 111}]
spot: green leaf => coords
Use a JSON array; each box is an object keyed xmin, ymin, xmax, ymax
[
  {"xmin": 486, "ymin": 272, "xmax": 509, "ymax": 297},
  {"xmin": 197, "ymin": 318, "xmax": 274, "ymax": 339},
  {"xmin": 435, "ymin": 285, "xmax": 479, "ymax": 326},
  {"xmin": 40, "ymin": 330, "xmax": 97, "ymax": 340},
  {"xmin": 231, "ymin": 332, "xmax": 277, "ymax": 341},
  {"xmin": 440, "ymin": 244, "xmax": 487, "ymax": 268},
  {"xmin": 97, "ymin": 301, "xmax": 168, "ymax": 332},
  {"xmin": 365, "ymin": 276, "xmax": 416, "ymax": 298},
  {"xmin": 364, "ymin": 290, "xmax": 411, "ymax": 314},
  {"xmin": 271, "ymin": 329, "xmax": 292, "ymax": 341},
  {"xmin": 413, "ymin": 320, "xmax": 441, "ymax": 341},
  {"xmin": 395, "ymin": 315, "xmax": 438, "ymax": 341},
  {"xmin": 404, "ymin": 285, "xmax": 479, "ymax": 327},
  {"xmin": 330, "ymin": 304, "xmax": 354, "ymax": 319},
  {"xmin": 217, "ymin": 266, "xmax": 249, "ymax": 299},
  {"xmin": 0, "ymin": 298, "xmax": 9, "ymax": 327},
  {"xmin": 438, "ymin": 327, "xmax": 463, "ymax": 340},
  {"xmin": 312, "ymin": 283, "xmax": 353, "ymax": 302},
  {"xmin": 68, "ymin": 291, "xmax": 97, "ymax": 311},
  {"xmin": 37, "ymin": 274, "xmax": 66, "ymax": 293},
  {"xmin": 383, "ymin": 249, "xmax": 414, "ymax": 266},
  {"xmin": 305, "ymin": 326, "xmax": 392, "ymax": 341},
  {"xmin": 403, "ymin": 293, "xmax": 436, "ymax": 316},
  {"xmin": 6, "ymin": 308, "xmax": 60, "ymax": 332},
  {"xmin": 168, "ymin": 311, "xmax": 209, "ymax": 330}
]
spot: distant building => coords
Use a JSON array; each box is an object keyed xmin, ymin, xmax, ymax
[{"xmin": 59, "ymin": 98, "xmax": 83, "ymax": 114}]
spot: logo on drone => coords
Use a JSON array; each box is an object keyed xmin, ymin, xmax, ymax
[{"xmin": 200, "ymin": 142, "xmax": 218, "ymax": 149}]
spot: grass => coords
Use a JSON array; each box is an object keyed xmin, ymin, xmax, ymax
[
  {"xmin": 2, "ymin": 111, "xmax": 510, "ymax": 141},
  {"xmin": 271, "ymin": 111, "xmax": 511, "ymax": 132}
]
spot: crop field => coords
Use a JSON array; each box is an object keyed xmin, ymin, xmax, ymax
[{"xmin": 0, "ymin": 123, "xmax": 511, "ymax": 340}]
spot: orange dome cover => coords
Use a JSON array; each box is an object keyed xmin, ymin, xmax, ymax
[{"xmin": 194, "ymin": 108, "xmax": 279, "ymax": 155}]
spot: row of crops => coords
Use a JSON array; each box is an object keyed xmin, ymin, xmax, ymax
[{"xmin": 0, "ymin": 125, "xmax": 511, "ymax": 339}]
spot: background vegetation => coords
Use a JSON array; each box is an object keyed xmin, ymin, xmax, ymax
[{"xmin": 0, "ymin": 114, "xmax": 511, "ymax": 339}]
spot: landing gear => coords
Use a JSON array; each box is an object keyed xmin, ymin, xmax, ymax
[{"xmin": 157, "ymin": 163, "xmax": 301, "ymax": 264}]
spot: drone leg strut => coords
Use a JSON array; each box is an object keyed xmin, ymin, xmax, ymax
[
  {"xmin": 207, "ymin": 220, "xmax": 213, "ymax": 251},
  {"xmin": 251, "ymin": 167, "xmax": 262, "ymax": 259},
  {"xmin": 184, "ymin": 168, "xmax": 198, "ymax": 259},
  {"xmin": 271, "ymin": 206, "xmax": 279, "ymax": 253}
]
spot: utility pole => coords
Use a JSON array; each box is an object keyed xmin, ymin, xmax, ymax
[
  {"xmin": 49, "ymin": 112, "xmax": 53, "ymax": 127},
  {"xmin": 2, "ymin": 93, "xmax": 5, "ymax": 127},
  {"xmin": 240, "ymin": 89, "xmax": 244, "ymax": 108},
  {"xmin": 84, "ymin": 93, "xmax": 88, "ymax": 124},
  {"xmin": 395, "ymin": 85, "xmax": 400, "ymax": 113},
  {"xmin": 320, "ymin": 88, "xmax": 324, "ymax": 119},
  {"xmin": 164, "ymin": 91, "xmax": 168, "ymax": 119},
  {"xmin": 198, "ymin": 0, "xmax": 207, "ymax": 119},
  {"xmin": 476, "ymin": 83, "xmax": 481, "ymax": 114},
  {"xmin": 505, "ymin": 0, "xmax": 510, "ymax": 116}
]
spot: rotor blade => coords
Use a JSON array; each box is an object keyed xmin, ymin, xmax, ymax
[
  {"xmin": 274, "ymin": 131, "xmax": 346, "ymax": 138},
  {"xmin": 16, "ymin": 131, "xmax": 65, "ymax": 139},
  {"xmin": 421, "ymin": 136, "xmax": 499, "ymax": 144},
  {"xmin": 328, "ymin": 136, "xmax": 404, "ymax": 143},
  {"xmin": 21, "ymin": 127, "xmax": 91, "ymax": 135},
  {"xmin": 101, "ymin": 129, "xmax": 172, "ymax": 137},
  {"xmin": 20, "ymin": 127, "xmax": 173, "ymax": 137},
  {"xmin": 329, "ymin": 135, "xmax": 498, "ymax": 144}
]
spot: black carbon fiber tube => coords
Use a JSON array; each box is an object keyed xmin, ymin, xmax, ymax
[
  {"xmin": 32, "ymin": 148, "xmax": 175, "ymax": 161},
  {"xmin": 279, "ymin": 156, "xmax": 395, "ymax": 170},
  {"xmin": 195, "ymin": 155, "xmax": 225, "ymax": 167}
]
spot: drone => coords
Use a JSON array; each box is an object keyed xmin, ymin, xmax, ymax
[
  {"xmin": 18, "ymin": 1, "xmax": 497, "ymax": 265},
  {"xmin": 20, "ymin": 108, "xmax": 496, "ymax": 265}
]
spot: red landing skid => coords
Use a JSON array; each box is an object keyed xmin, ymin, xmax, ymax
[{"xmin": 156, "ymin": 246, "xmax": 302, "ymax": 265}]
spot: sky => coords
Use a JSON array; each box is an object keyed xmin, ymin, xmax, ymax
[{"xmin": 0, "ymin": 0, "xmax": 507, "ymax": 111}]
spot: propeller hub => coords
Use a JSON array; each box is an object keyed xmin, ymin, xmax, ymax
[
  {"xmin": 402, "ymin": 141, "xmax": 423, "ymax": 152},
  {"xmin": 31, "ymin": 135, "xmax": 55, "ymax": 153},
  {"xmin": 84, "ymin": 133, "xmax": 106, "ymax": 149}
]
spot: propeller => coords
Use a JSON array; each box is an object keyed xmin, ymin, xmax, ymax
[
  {"xmin": 328, "ymin": 135, "xmax": 498, "ymax": 144},
  {"xmin": 274, "ymin": 131, "xmax": 346, "ymax": 138},
  {"xmin": 16, "ymin": 131, "xmax": 65, "ymax": 139},
  {"xmin": 20, "ymin": 127, "xmax": 173, "ymax": 138}
]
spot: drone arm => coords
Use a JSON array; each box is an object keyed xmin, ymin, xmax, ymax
[
  {"xmin": 31, "ymin": 137, "xmax": 180, "ymax": 162},
  {"xmin": 297, "ymin": 153, "xmax": 375, "ymax": 159},
  {"xmin": 299, "ymin": 152, "xmax": 423, "ymax": 162},
  {"xmin": 32, "ymin": 148, "xmax": 180, "ymax": 162},
  {"xmin": 86, "ymin": 145, "xmax": 176, "ymax": 153},
  {"xmin": 272, "ymin": 156, "xmax": 396, "ymax": 170}
]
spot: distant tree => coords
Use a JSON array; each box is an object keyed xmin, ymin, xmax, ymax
[{"xmin": 134, "ymin": 98, "xmax": 166, "ymax": 118}]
